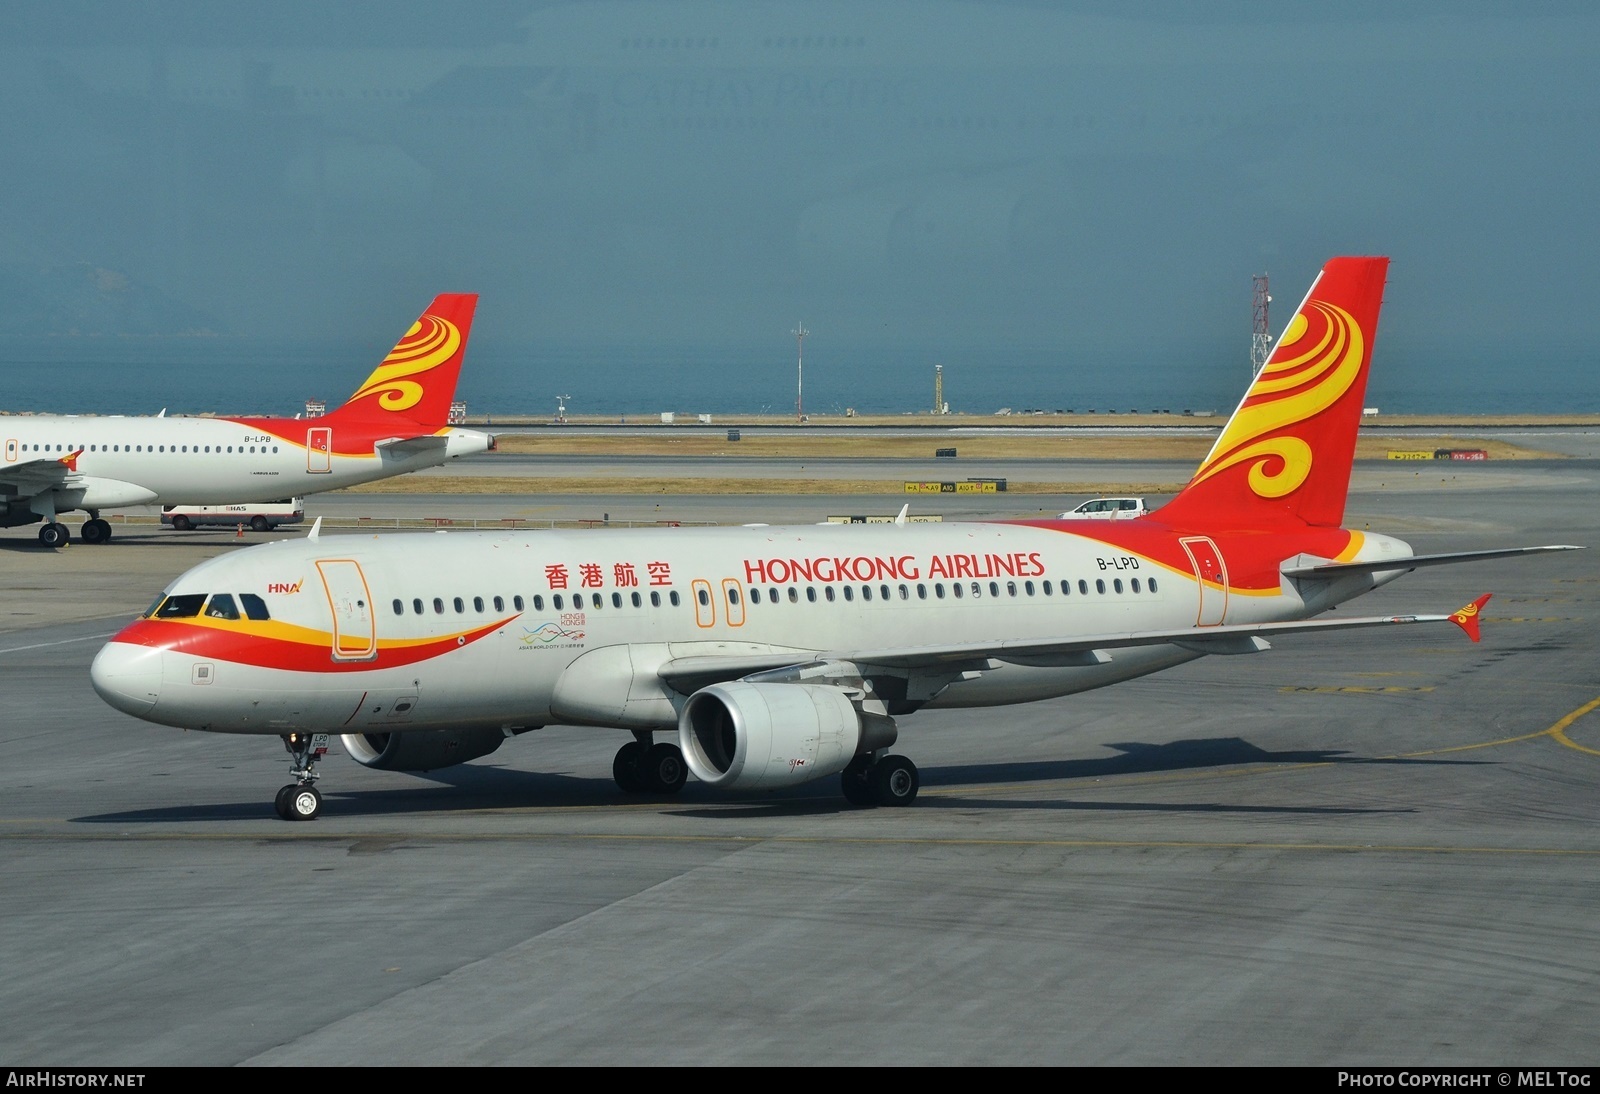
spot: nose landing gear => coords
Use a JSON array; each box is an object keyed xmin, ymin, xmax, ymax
[{"xmin": 275, "ymin": 733, "xmax": 330, "ymax": 820}]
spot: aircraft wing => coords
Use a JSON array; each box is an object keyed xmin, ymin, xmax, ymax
[
  {"xmin": 1282, "ymin": 544, "xmax": 1581, "ymax": 580},
  {"xmin": 0, "ymin": 454, "xmax": 81, "ymax": 498},
  {"xmin": 657, "ymin": 607, "xmax": 1465, "ymax": 693}
]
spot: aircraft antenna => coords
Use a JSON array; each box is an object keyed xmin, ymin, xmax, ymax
[
  {"xmin": 792, "ymin": 322, "xmax": 809, "ymax": 422},
  {"xmin": 1251, "ymin": 273, "xmax": 1272, "ymax": 377}
]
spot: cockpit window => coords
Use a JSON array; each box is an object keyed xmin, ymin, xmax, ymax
[
  {"xmin": 239, "ymin": 594, "xmax": 271, "ymax": 621},
  {"xmin": 142, "ymin": 594, "xmax": 165, "ymax": 618},
  {"xmin": 154, "ymin": 593, "xmax": 207, "ymax": 619},
  {"xmin": 204, "ymin": 594, "xmax": 240, "ymax": 620}
]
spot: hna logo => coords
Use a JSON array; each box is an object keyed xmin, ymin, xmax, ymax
[{"xmin": 267, "ymin": 579, "xmax": 304, "ymax": 594}]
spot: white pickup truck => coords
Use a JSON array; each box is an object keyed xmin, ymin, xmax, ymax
[{"xmin": 1059, "ymin": 497, "xmax": 1149, "ymax": 520}]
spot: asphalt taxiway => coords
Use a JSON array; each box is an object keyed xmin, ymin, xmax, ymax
[{"xmin": 0, "ymin": 457, "xmax": 1596, "ymax": 1065}]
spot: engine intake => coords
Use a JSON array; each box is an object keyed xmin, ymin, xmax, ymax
[
  {"xmin": 678, "ymin": 682, "xmax": 861, "ymax": 791},
  {"xmin": 341, "ymin": 728, "xmax": 506, "ymax": 771}
]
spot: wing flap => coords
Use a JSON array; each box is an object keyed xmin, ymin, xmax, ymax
[{"xmin": 0, "ymin": 455, "xmax": 78, "ymax": 496}]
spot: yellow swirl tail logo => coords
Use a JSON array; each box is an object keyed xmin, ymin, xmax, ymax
[{"xmin": 348, "ymin": 312, "xmax": 463, "ymax": 415}]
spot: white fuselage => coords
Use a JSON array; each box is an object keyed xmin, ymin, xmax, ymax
[
  {"xmin": 2, "ymin": 414, "xmax": 491, "ymax": 514},
  {"xmin": 92, "ymin": 521, "xmax": 1406, "ymax": 737}
]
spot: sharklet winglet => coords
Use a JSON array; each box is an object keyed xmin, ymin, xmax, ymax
[
  {"xmin": 1449, "ymin": 593, "xmax": 1492, "ymax": 643},
  {"xmin": 307, "ymin": 516, "xmax": 322, "ymax": 541}
]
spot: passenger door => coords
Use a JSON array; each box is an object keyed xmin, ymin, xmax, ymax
[
  {"xmin": 1179, "ymin": 536, "xmax": 1228, "ymax": 627},
  {"xmin": 315, "ymin": 559, "xmax": 377, "ymax": 661},
  {"xmin": 307, "ymin": 427, "xmax": 332, "ymax": 473}
]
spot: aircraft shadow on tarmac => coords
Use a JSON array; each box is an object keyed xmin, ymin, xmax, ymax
[{"xmin": 72, "ymin": 736, "xmax": 1485, "ymax": 824}]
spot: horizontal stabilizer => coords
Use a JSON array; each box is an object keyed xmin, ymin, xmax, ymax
[
  {"xmin": 1283, "ymin": 544, "xmax": 1583, "ymax": 580},
  {"xmin": 375, "ymin": 435, "xmax": 449, "ymax": 457}
]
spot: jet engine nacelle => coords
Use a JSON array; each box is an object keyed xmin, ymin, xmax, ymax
[
  {"xmin": 678, "ymin": 682, "xmax": 861, "ymax": 791},
  {"xmin": 341, "ymin": 728, "xmax": 506, "ymax": 772}
]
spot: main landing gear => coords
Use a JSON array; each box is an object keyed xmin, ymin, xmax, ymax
[
  {"xmin": 35, "ymin": 513, "xmax": 110, "ymax": 548},
  {"xmin": 275, "ymin": 732, "xmax": 330, "ymax": 821},
  {"xmin": 840, "ymin": 753, "xmax": 920, "ymax": 807},
  {"xmin": 612, "ymin": 734, "xmax": 688, "ymax": 796}
]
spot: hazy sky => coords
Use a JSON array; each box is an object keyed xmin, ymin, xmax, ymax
[{"xmin": 2, "ymin": 1, "xmax": 1596, "ymax": 410}]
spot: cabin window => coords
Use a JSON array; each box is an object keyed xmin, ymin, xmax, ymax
[
  {"xmin": 989, "ymin": 582, "xmax": 999, "ymax": 597},
  {"xmin": 1130, "ymin": 579, "xmax": 1140, "ymax": 593},
  {"xmin": 493, "ymin": 596, "xmax": 505, "ymax": 612},
  {"xmin": 669, "ymin": 590, "xmax": 681, "ymax": 606},
  {"xmin": 433, "ymin": 598, "xmax": 444, "ymax": 614},
  {"xmin": 453, "ymin": 597, "xmax": 465, "ymax": 613},
  {"xmin": 392, "ymin": 599, "xmax": 404, "ymax": 616},
  {"xmin": 650, "ymin": 592, "xmax": 660, "ymax": 607},
  {"xmin": 917, "ymin": 584, "xmax": 928, "ymax": 599},
  {"xmin": 413, "ymin": 598, "xmax": 424, "ymax": 614},
  {"xmin": 240, "ymin": 594, "xmax": 271, "ymax": 621},
  {"xmin": 612, "ymin": 592, "xmax": 623, "ymax": 608},
  {"xmin": 750, "ymin": 588, "xmax": 761, "ymax": 604},
  {"xmin": 827, "ymin": 586, "xmax": 838, "ymax": 602},
  {"xmin": 935, "ymin": 584, "xmax": 946, "ymax": 599},
  {"xmin": 899, "ymin": 584, "xmax": 910, "ymax": 600},
  {"xmin": 514, "ymin": 595, "xmax": 525, "ymax": 611},
  {"xmin": 631, "ymin": 591, "xmax": 642, "ymax": 607},
  {"xmin": 1025, "ymin": 581, "xmax": 1034, "ymax": 596},
  {"xmin": 880, "ymin": 584, "xmax": 890, "ymax": 600},
  {"xmin": 858, "ymin": 586, "xmax": 869, "ymax": 602},
  {"xmin": 1148, "ymin": 578, "xmax": 1158, "ymax": 593},
  {"xmin": 1078, "ymin": 580, "xmax": 1089, "ymax": 595},
  {"xmin": 473, "ymin": 596, "xmax": 485, "ymax": 612},
  {"xmin": 952, "ymin": 583, "xmax": 964, "ymax": 599},
  {"xmin": 787, "ymin": 587, "xmax": 798, "ymax": 603},
  {"xmin": 553, "ymin": 594, "xmax": 564, "ymax": 610},
  {"xmin": 155, "ymin": 594, "xmax": 207, "ymax": 619},
  {"xmin": 1095, "ymin": 579, "xmax": 1106, "ymax": 594},
  {"xmin": 806, "ymin": 587, "xmax": 817, "ymax": 603},
  {"xmin": 1113, "ymin": 579, "xmax": 1123, "ymax": 593}
]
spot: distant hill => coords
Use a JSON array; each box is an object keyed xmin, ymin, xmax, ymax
[{"xmin": 0, "ymin": 263, "xmax": 220, "ymax": 337}]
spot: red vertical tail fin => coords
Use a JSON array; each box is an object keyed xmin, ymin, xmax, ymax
[
  {"xmin": 327, "ymin": 293, "xmax": 478, "ymax": 428},
  {"xmin": 1156, "ymin": 257, "xmax": 1389, "ymax": 531}
]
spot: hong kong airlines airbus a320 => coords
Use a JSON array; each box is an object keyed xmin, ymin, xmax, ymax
[
  {"xmin": 91, "ymin": 259, "xmax": 1578, "ymax": 820},
  {"xmin": 4, "ymin": 294, "xmax": 491, "ymax": 548}
]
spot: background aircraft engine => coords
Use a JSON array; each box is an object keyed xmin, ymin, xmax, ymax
[
  {"xmin": 678, "ymin": 682, "xmax": 862, "ymax": 791},
  {"xmin": 340, "ymin": 728, "xmax": 505, "ymax": 772}
]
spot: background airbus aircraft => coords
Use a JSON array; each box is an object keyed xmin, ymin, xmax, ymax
[
  {"xmin": 2, "ymin": 294, "xmax": 491, "ymax": 547},
  {"xmin": 89, "ymin": 259, "xmax": 1579, "ymax": 820}
]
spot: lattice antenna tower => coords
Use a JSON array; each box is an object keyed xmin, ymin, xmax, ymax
[
  {"xmin": 1251, "ymin": 274, "xmax": 1271, "ymax": 377},
  {"xmin": 792, "ymin": 322, "xmax": 809, "ymax": 421},
  {"xmin": 934, "ymin": 364, "xmax": 944, "ymax": 414}
]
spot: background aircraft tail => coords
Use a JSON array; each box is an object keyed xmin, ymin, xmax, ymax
[
  {"xmin": 327, "ymin": 293, "xmax": 479, "ymax": 428},
  {"xmin": 1155, "ymin": 256, "xmax": 1389, "ymax": 531}
]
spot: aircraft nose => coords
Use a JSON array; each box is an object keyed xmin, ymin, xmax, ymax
[{"xmin": 90, "ymin": 641, "xmax": 163, "ymax": 718}]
